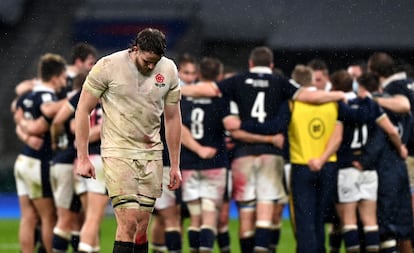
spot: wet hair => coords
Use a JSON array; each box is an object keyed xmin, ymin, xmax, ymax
[
  {"xmin": 368, "ymin": 52, "xmax": 395, "ymax": 78},
  {"xmin": 70, "ymin": 42, "xmax": 97, "ymax": 64},
  {"xmin": 249, "ymin": 46, "xmax": 273, "ymax": 67},
  {"xmin": 357, "ymin": 72, "xmax": 380, "ymax": 93},
  {"xmin": 330, "ymin": 69, "xmax": 353, "ymax": 92},
  {"xmin": 291, "ymin": 64, "xmax": 313, "ymax": 87},
  {"xmin": 37, "ymin": 53, "xmax": 67, "ymax": 82},
  {"xmin": 131, "ymin": 28, "xmax": 167, "ymax": 56},
  {"xmin": 199, "ymin": 57, "xmax": 223, "ymax": 81}
]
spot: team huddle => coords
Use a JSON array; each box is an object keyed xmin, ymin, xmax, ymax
[{"xmin": 11, "ymin": 27, "xmax": 414, "ymax": 253}]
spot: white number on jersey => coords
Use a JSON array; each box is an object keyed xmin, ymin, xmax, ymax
[
  {"xmin": 191, "ymin": 107, "xmax": 205, "ymax": 139},
  {"xmin": 251, "ymin": 92, "xmax": 267, "ymax": 123},
  {"xmin": 350, "ymin": 124, "xmax": 368, "ymax": 149}
]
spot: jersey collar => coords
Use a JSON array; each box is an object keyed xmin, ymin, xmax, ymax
[{"xmin": 249, "ymin": 66, "xmax": 273, "ymax": 74}]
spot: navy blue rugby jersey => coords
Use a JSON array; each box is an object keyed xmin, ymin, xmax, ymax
[
  {"xmin": 17, "ymin": 86, "xmax": 57, "ymax": 160},
  {"xmin": 336, "ymin": 97, "xmax": 384, "ymax": 169},
  {"xmin": 69, "ymin": 90, "xmax": 102, "ymax": 155},
  {"xmin": 180, "ymin": 95, "xmax": 230, "ymax": 170},
  {"xmin": 218, "ymin": 69, "xmax": 299, "ymax": 157}
]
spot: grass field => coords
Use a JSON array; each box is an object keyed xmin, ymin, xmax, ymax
[{"xmin": 0, "ymin": 216, "xmax": 299, "ymax": 253}]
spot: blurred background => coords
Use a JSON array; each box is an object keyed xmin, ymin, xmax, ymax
[{"xmin": 1, "ymin": 0, "xmax": 414, "ymax": 194}]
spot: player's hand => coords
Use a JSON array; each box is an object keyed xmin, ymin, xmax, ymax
[
  {"xmin": 271, "ymin": 133, "xmax": 284, "ymax": 149},
  {"xmin": 352, "ymin": 160, "xmax": 363, "ymax": 171},
  {"xmin": 168, "ymin": 166, "xmax": 182, "ymax": 191},
  {"xmin": 75, "ymin": 157, "xmax": 96, "ymax": 179},
  {"xmin": 308, "ymin": 158, "xmax": 323, "ymax": 171},
  {"xmin": 197, "ymin": 146, "xmax": 217, "ymax": 159}
]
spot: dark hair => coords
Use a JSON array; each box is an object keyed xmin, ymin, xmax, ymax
[
  {"xmin": 38, "ymin": 53, "xmax": 67, "ymax": 82},
  {"xmin": 131, "ymin": 28, "xmax": 167, "ymax": 56},
  {"xmin": 71, "ymin": 42, "xmax": 97, "ymax": 64},
  {"xmin": 330, "ymin": 70, "xmax": 353, "ymax": 92},
  {"xmin": 357, "ymin": 72, "xmax": 380, "ymax": 93},
  {"xmin": 249, "ymin": 46, "xmax": 273, "ymax": 67},
  {"xmin": 199, "ymin": 57, "xmax": 223, "ymax": 81},
  {"xmin": 368, "ymin": 52, "xmax": 395, "ymax": 78},
  {"xmin": 307, "ymin": 58, "xmax": 329, "ymax": 73},
  {"xmin": 176, "ymin": 53, "xmax": 197, "ymax": 71}
]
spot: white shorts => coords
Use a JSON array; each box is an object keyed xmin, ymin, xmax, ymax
[
  {"xmin": 154, "ymin": 166, "xmax": 178, "ymax": 210},
  {"xmin": 181, "ymin": 167, "xmax": 227, "ymax": 203},
  {"xmin": 50, "ymin": 162, "xmax": 76, "ymax": 208},
  {"xmin": 232, "ymin": 154, "xmax": 286, "ymax": 202},
  {"xmin": 75, "ymin": 154, "xmax": 106, "ymax": 195},
  {"xmin": 337, "ymin": 167, "xmax": 378, "ymax": 203},
  {"xmin": 14, "ymin": 154, "xmax": 52, "ymax": 199}
]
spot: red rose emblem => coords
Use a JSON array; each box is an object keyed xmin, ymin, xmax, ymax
[{"xmin": 155, "ymin": 73, "xmax": 164, "ymax": 83}]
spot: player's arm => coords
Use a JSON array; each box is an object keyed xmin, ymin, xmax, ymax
[
  {"xmin": 295, "ymin": 88, "xmax": 345, "ymax": 104},
  {"xmin": 41, "ymin": 98, "xmax": 69, "ymax": 119},
  {"xmin": 164, "ymin": 102, "xmax": 182, "ymax": 190},
  {"xmin": 15, "ymin": 124, "xmax": 43, "ymax": 150},
  {"xmin": 75, "ymin": 89, "xmax": 99, "ymax": 179},
  {"xmin": 376, "ymin": 114, "xmax": 405, "ymax": 158},
  {"xmin": 181, "ymin": 125, "xmax": 217, "ymax": 159},
  {"xmin": 375, "ymin": 95, "xmax": 410, "ymax": 113},
  {"xmin": 308, "ymin": 122, "xmax": 343, "ymax": 171},
  {"xmin": 19, "ymin": 116, "xmax": 49, "ymax": 136},
  {"xmin": 180, "ymin": 82, "xmax": 221, "ymax": 97},
  {"xmin": 51, "ymin": 101, "xmax": 75, "ymax": 149},
  {"xmin": 230, "ymin": 129, "xmax": 284, "ymax": 149}
]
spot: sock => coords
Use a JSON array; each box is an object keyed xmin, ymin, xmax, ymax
[
  {"xmin": 364, "ymin": 226, "xmax": 379, "ymax": 253},
  {"xmin": 343, "ymin": 225, "xmax": 360, "ymax": 253},
  {"xmin": 254, "ymin": 227, "xmax": 272, "ymax": 252},
  {"xmin": 71, "ymin": 231, "xmax": 81, "ymax": 252},
  {"xmin": 240, "ymin": 236, "xmax": 254, "ymax": 253},
  {"xmin": 112, "ymin": 241, "xmax": 134, "ymax": 253},
  {"xmin": 217, "ymin": 230, "xmax": 231, "ymax": 253},
  {"xmin": 379, "ymin": 238, "xmax": 397, "ymax": 253},
  {"xmin": 165, "ymin": 229, "xmax": 181, "ymax": 252},
  {"xmin": 188, "ymin": 227, "xmax": 200, "ymax": 253},
  {"xmin": 52, "ymin": 228, "xmax": 71, "ymax": 252},
  {"xmin": 151, "ymin": 243, "xmax": 167, "ymax": 253},
  {"xmin": 133, "ymin": 241, "xmax": 148, "ymax": 253},
  {"xmin": 329, "ymin": 230, "xmax": 342, "ymax": 253},
  {"xmin": 199, "ymin": 227, "xmax": 216, "ymax": 252},
  {"xmin": 79, "ymin": 242, "xmax": 94, "ymax": 253},
  {"xmin": 269, "ymin": 224, "xmax": 281, "ymax": 252}
]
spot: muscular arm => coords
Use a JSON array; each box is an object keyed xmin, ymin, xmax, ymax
[
  {"xmin": 308, "ymin": 122, "xmax": 343, "ymax": 171},
  {"xmin": 376, "ymin": 95, "xmax": 410, "ymax": 113},
  {"xmin": 180, "ymin": 82, "xmax": 221, "ymax": 97},
  {"xmin": 75, "ymin": 89, "xmax": 99, "ymax": 160},
  {"xmin": 41, "ymin": 99, "xmax": 69, "ymax": 119},
  {"xmin": 295, "ymin": 88, "xmax": 345, "ymax": 104},
  {"xmin": 164, "ymin": 103, "xmax": 182, "ymax": 190}
]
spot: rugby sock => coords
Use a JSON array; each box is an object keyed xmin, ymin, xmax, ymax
[
  {"xmin": 78, "ymin": 242, "xmax": 94, "ymax": 253},
  {"xmin": 379, "ymin": 238, "xmax": 397, "ymax": 253},
  {"xmin": 188, "ymin": 227, "xmax": 200, "ymax": 253},
  {"xmin": 343, "ymin": 225, "xmax": 360, "ymax": 253},
  {"xmin": 52, "ymin": 228, "xmax": 71, "ymax": 252},
  {"xmin": 71, "ymin": 231, "xmax": 80, "ymax": 252},
  {"xmin": 364, "ymin": 226, "xmax": 379, "ymax": 252},
  {"xmin": 329, "ymin": 230, "xmax": 342, "ymax": 253},
  {"xmin": 240, "ymin": 236, "xmax": 254, "ymax": 253},
  {"xmin": 165, "ymin": 229, "xmax": 182, "ymax": 252},
  {"xmin": 269, "ymin": 224, "xmax": 281, "ymax": 252},
  {"xmin": 217, "ymin": 230, "xmax": 231, "ymax": 253},
  {"xmin": 254, "ymin": 227, "xmax": 272, "ymax": 252},
  {"xmin": 112, "ymin": 241, "xmax": 134, "ymax": 253},
  {"xmin": 133, "ymin": 241, "xmax": 148, "ymax": 253},
  {"xmin": 151, "ymin": 243, "xmax": 167, "ymax": 253},
  {"xmin": 199, "ymin": 227, "xmax": 216, "ymax": 252}
]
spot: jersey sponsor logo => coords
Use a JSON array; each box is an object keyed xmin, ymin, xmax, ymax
[
  {"xmin": 41, "ymin": 93, "xmax": 53, "ymax": 103},
  {"xmin": 308, "ymin": 117, "xmax": 325, "ymax": 139}
]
